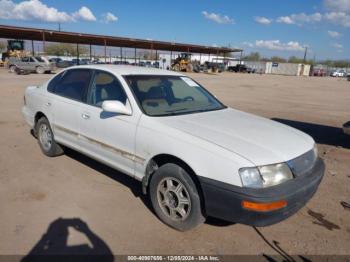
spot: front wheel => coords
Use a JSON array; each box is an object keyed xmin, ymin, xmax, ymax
[
  {"xmin": 149, "ymin": 163, "xmax": 205, "ymax": 231},
  {"xmin": 36, "ymin": 117, "xmax": 64, "ymax": 157}
]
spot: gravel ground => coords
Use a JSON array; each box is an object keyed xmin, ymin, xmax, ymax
[{"xmin": 0, "ymin": 69, "xmax": 349, "ymax": 257}]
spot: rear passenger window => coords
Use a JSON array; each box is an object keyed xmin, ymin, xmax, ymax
[
  {"xmin": 47, "ymin": 72, "xmax": 64, "ymax": 93},
  {"xmin": 53, "ymin": 69, "xmax": 92, "ymax": 102}
]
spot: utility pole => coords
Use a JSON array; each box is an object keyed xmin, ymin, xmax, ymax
[{"xmin": 58, "ymin": 23, "xmax": 61, "ymax": 31}]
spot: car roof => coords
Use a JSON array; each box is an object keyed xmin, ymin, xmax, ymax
[{"xmin": 68, "ymin": 64, "xmax": 185, "ymax": 76}]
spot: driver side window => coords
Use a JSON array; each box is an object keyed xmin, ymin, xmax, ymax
[{"xmin": 87, "ymin": 71, "xmax": 127, "ymax": 107}]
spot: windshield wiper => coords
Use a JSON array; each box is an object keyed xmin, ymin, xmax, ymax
[{"xmin": 164, "ymin": 108, "xmax": 188, "ymax": 113}]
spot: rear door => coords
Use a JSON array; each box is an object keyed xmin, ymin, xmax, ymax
[
  {"xmin": 20, "ymin": 57, "xmax": 30, "ymax": 70},
  {"xmin": 48, "ymin": 69, "xmax": 93, "ymax": 150},
  {"xmin": 28, "ymin": 57, "xmax": 37, "ymax": 71}
]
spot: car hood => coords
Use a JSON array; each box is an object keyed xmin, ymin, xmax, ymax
[{"xmin": 157, "ymin": 108, "xmax": 314, "ymax": 166}]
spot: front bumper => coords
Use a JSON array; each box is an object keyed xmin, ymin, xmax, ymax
[
  {"xmin": 22, "ymin": 106, "xmax": 35, "ymax": 128},
  {"xmin": 198, "ymin": 158, "xmax": 325, "ymax": 226}
]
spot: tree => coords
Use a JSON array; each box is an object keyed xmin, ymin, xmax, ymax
[
  {"xmin": 270, "ymin": 56, "xmax": 287, "ymax": 63},
  {"xmin": 318, "ymin": 59, "xmax": 350, "ymax": 68},
  {"xmin": 288, "ymin": 56, "xmax": 304, "ymax": 64},
  {"xmin": 243, "ymin": 52, "xmax": 261, "ymax": 61},
  {"xmin": 46, "ymin": 43, "xmax": 88, "ymax": 56}
]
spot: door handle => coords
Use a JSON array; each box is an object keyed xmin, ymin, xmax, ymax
[
  {"xmin": 45, "ymin": 102, "xmax": 51, "ymax": 106},
  {"xmin": 81, "ymin": 113, "xmax": 90, "ymax": 119}
]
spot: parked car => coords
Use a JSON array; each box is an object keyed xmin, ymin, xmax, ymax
[
  {"xmin": 153, "ymin": 61, "xmax": 160, "ymax": 68},
  {"xmin": 343, "ymin": 121, "xmax": 350, "ymax": 135},
  {"xmin": 49, "ymin": 57, "xmax": 63, "ymax": 64},
  {"xmin": 228, "ymin": 64, "xmax": 255, "ymax": 73},
  {"xmin": 8, "ymin": 56, "xmax": 55, "ymax": 74},
  {"xmin": 56, "ymin": 60, "xmax": 74, "ymax": 68},
  {"xmin": 113, "ymin": 61, "xmax": 130, "ymax": 65},
  {"xmin": 204, "ymin": 62, "xmax": 225, "ymax": 73},
  {"xmin": 347, "ymin": 73, "xmax": 350, "ymax": 81},
  {"xmin": 138, "ymin": 61, "xmax": 146, "ymax": 67},
  {"xmin": 312, "ymin": 68, "xmax": 326, "ymax": 77},
  {"xmin": 22, "ymin": 65, "xmax": 324, "ymax": 231},
  {"xmin": 331, "ymin": 70, "xmax": 346, "ymax": 77}
]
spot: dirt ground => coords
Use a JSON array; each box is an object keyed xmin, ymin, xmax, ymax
[{"xmin": 0, "ymin": 68, "xmax": 349, "ymax": 257}]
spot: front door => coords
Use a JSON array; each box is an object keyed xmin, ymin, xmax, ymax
[{"xmin": 78, "ymin": 70, "xmax": 139, "ymax": 177}]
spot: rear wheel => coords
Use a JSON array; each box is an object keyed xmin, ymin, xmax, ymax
[
  {"xmin": 36, "ymin": 66, "xmax": 45, "ymax": 74},
  {"xmin": 9, "ymin": 65, "xmax": 16, "ymax": 73},
  {"xmin": 36, "ymin": 117, "xmax": 64, "ymax": 157},
  {"xmin": 149, "ymin": 163, "xmax": 205, "ymax": 231}
]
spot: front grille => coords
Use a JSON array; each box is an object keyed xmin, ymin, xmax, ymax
[{"xmin": 287, "ymin": 147, "xmax": 317, "ymax": 177}]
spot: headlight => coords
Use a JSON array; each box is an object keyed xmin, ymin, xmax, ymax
[{"xmin": 239, "ymin": 163, "xmax": 293, "ymax": 188}]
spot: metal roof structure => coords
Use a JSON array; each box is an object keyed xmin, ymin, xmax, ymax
[{"xmin": 0, "ymin": 24, "xmax": 241, "ymax": 54}]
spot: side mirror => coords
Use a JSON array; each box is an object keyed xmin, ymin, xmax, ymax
[{"xmin": 101, "ymin": 100, "xmax": 132, "ymax": 115}]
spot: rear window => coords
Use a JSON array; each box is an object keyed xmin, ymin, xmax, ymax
[
  {"xmin": 49, "ymin": 69, "xmax": 93, "ymax": 102},
  {"xmin": 35, "ymin": 57, "xmax": 45, "ymax": 62}
]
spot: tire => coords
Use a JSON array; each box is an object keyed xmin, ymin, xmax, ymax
[
  {"xmin": 173, "ymin": 64, "xmax": 180, "ymax": 71},
  {"xmin": 186, "ymin": 63, "xmax": 193, "ymax": 72},
  {"xmin": 149, "ymin": 163, "xmax": 205, "ymax": 231},
  {"xmin": 35, "ymin": 117, "xmax": 64, "ymax": 157},
  {"xmin": 9, "ymin": 65, "xmax": 16, "ymax": 73},
  {"xmin": 36, "ymin": 66, "xmax": 45, "ymax": 74}
]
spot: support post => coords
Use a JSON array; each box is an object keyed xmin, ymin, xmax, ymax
[
  {"xmin": 31, "ymin": 40, "xmax": 34, "ymax": 56},
  {"xmin": 42, "ymin": 30, "xmax": 46, "ymax": 54},
  {"xmin": 150, "ymin": 43, "xmax": 154, "ymax": 62},
  {"xmin": 134, "ymin": 48, "xmax": 137, "ymax": 65},
  {"xmin": 76, "ymin": 43, "xmax": 79, "ymax": 65},
  {"xmin": 89, "ymin": 44, "xmax": 92, "ymax": 61},
  {"xmin": 223, "ymin": 52, "xmax": 227, "ymax": 70},
  {"xmin": 104, "ymin": 39, "xmax": 107, "ymax": 63},
  {"xmin": 120, "ymin": 47, "xmax": 123, "ymax": 62}
]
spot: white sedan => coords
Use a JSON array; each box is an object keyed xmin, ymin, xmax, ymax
[
  {"xmin": 22, "ymin": 65, "xmax": 324, "ymax": 231},
  {"xmin": 331, "ymin": 70, "xmax": 346, "ymax": 77}
]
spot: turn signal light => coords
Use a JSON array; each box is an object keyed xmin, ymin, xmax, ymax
[{"xmin": 242, "ymin": 200, "xmax": 287, "ymax": 212}]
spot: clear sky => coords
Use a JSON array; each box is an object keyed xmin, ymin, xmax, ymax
[{"xmin": 0, "ymin": 0, "xmax": 349, "ymax": 60}]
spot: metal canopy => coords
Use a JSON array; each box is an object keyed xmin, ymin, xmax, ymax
[{"xmin": 0, "ymin": 24, "xmax": 241, "ymax": 54}]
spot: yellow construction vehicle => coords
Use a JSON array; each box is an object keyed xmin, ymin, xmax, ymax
[
  {"xmin": 171, "ymin": 53, "xmax": 193, "ymax": 72},
  {"xmin": 1, "ymin": 40, "xmax": 29, "ymax": 67}
]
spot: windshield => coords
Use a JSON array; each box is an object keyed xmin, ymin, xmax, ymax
[{"xmin": 124, "ymin": 75, "xmax": 226, "ymax": 116}]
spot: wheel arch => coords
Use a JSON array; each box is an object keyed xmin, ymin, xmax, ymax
[
  {"xmin": 33, "ymin": 111, "xmax": 47, "ymax": 136},
  {"xmin": 142, "ymin": 153, "xmax": 206, "ymax": 214}
]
